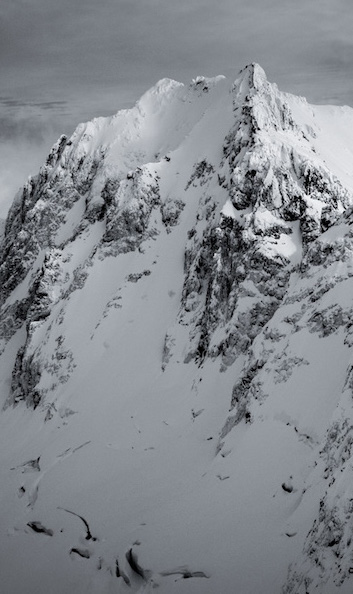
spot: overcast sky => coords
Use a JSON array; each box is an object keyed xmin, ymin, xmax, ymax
[{"xmin": 0, "ymin": 0, "xmax": 352, "ymax": 216}]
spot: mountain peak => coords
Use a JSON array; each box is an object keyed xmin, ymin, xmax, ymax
[
  {"xmin": 234, "ymin": 62, "xmax": 268, "ymax": 95},
  {"xmin": 136, "ymin": 77, "xmax": 184, "ymax": 114},
  {"xmin": 1, "ymin": 64, "xmax": 353, "ymax": 594},
  {"xmin": 240, "ymin": 61, "xmax": 267, "ymax": 88}
]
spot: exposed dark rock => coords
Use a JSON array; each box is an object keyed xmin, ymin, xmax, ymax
[
  {"xmin": 27, "ymin": 521, "xmax": 54, "ymax": 536},
  {"xmin": 58, "ymin": 507, "xmax": 97, "ymax": 541},
  {"xmin": 102, "ymin": 166, "xmax": 160, "ymax": 251},
  {"xmin": 10, "ymin": 456, "xmax": 41, "ymax": 472},
  {"xmin": 161, "ymin": 198, "xmax": 185, "ymax": 230},
  {"xmin": 282, "ymin": 482, "xmax": 294, "ymax": 493},
  {"xmin": 185, "ymin": 160, "xmax": 215, "ymax": 190},
  {"xmin": 70, "ymin": 548, "xmax": 91, "ymax": 559},
  {"xmin": 160, "ymin": 566, "xmax": 209, "ymax": 579},
  {"xmin": 126, "ymin": 270, "xmax": 151, "ymax": 283},
  {"xmin": 125, "ymin": 548, "xmax": 150, "ymax": 581},
  {"xmin": 10, "ymin": 347, "xmax": 42, "ymax": 408}
]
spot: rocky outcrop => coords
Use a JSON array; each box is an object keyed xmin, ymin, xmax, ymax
[
  {"xmin": 175, "ymin": 64, "xmax": 350, "ymax": 369},
  {"xmin": 102, "ymin": 165, "xmax": 161, "ymax": 252}
]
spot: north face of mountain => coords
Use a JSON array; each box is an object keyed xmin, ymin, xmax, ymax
[{"xmin": 1, "ymin": 63, "xmax": 353, "ymax": 594}]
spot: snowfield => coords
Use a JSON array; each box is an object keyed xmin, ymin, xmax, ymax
[{"xmin": 1, "ymin": 63, "xmax": 353, "ymax": 593}]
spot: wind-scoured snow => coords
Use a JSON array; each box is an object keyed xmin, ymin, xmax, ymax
[{"xmin": 1, "ymin": 63, "xmax": 353, "ymax": 593}]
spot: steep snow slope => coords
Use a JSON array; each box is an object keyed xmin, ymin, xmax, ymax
[{"xmin": 1, "ymin": 63, "xmax": 353, "ymax": 593}]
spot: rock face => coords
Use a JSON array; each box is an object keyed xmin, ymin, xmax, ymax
[{"xmin": 1, "ymin": 63, "xmax": 353, "ymax": 594}]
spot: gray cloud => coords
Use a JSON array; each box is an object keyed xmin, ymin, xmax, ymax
[
  {"xmin": 0, "ymin": 98, "xmax": 67, "ymax": 113},
  {"xmin": 2, "ymin": 0, "xmax": 352, "ymax": 102}
]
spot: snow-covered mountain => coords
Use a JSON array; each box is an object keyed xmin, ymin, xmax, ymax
[{"xmin": 1, "ymin": 63, "xmax": 353, "ymax": 593}]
